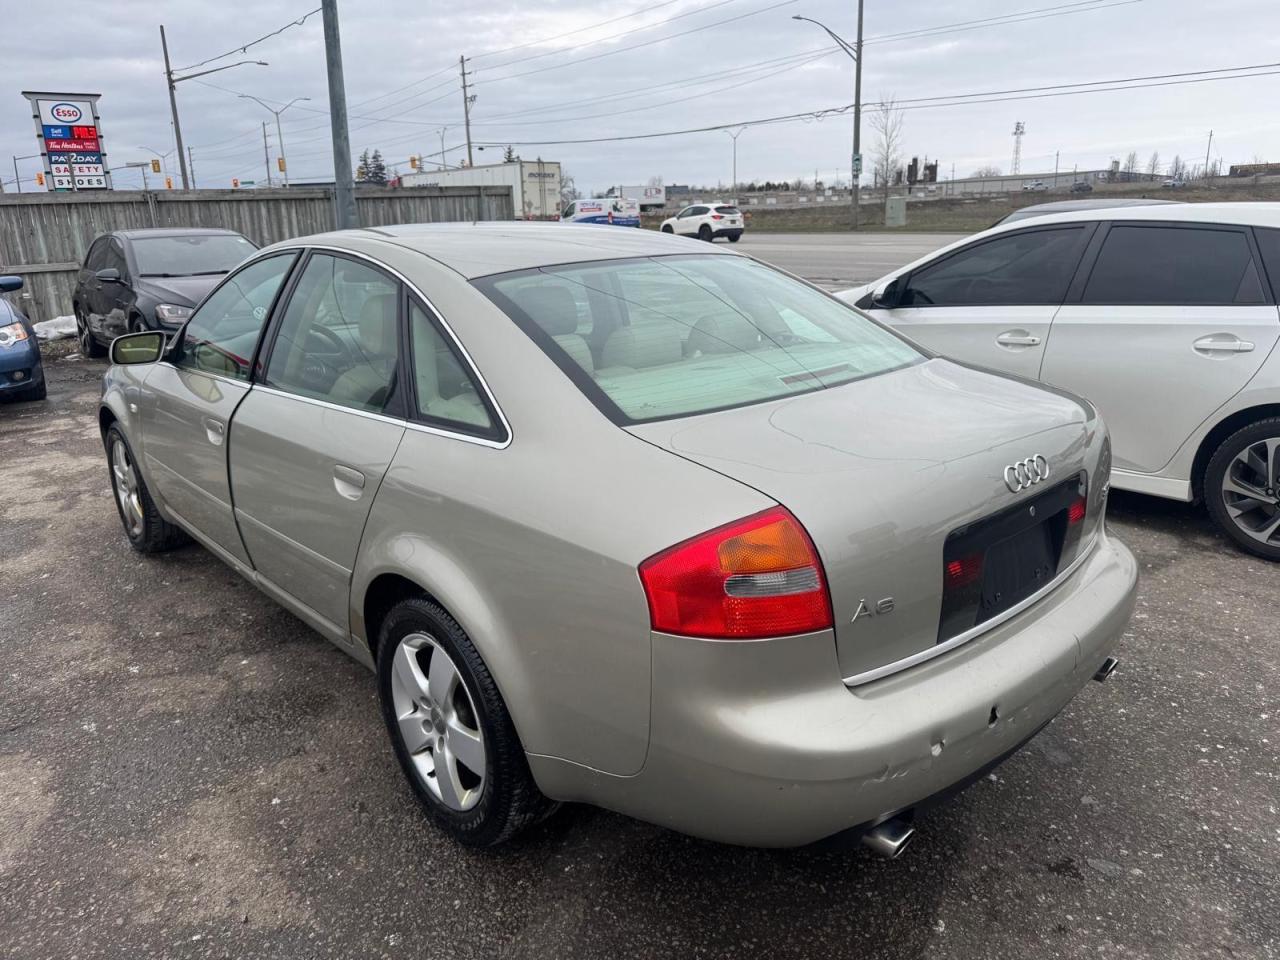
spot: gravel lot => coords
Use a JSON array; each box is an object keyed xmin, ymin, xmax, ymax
[{"xmin": 2, "ymin": 263, "xmax": 1277, "ymax": 958}]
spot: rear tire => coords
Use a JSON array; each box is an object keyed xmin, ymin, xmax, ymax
[
  {"xmin": 698, "ymin": 225, "xmax": 713, "ymax": 242},
  {"xmin": 1203, "ymin": 416, "xmax": 1280, "ymax": 561},
  {"xmin": 105, "ymin": 424, "xmax": 188, "ymax": 553},
  {"xmin": 76, "ymin": 306, "xmax": 106, "ymax": 358},
  {"xmin": 727, "ymin": 233, "xmax": 740, "ymax": 243},
  {"xmin": 376, "ymin": 597, "xmax": 554, "ymax": 847}
]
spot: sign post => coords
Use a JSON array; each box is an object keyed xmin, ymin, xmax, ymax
[{"xmin": 20, "ymin": 92, "xmax": 112, "ymax": 191}]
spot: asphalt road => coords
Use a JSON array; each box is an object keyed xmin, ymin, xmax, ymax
[
  {"xmin": 736, "ymin": 232, "xmax": 960, "ymax": 289},
  {"xmin": 2, "ymin": 237, "xmax": 1277, "ymax": 959}
]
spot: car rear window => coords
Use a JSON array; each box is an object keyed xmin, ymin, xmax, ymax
[
  {"xmin": 715, "ymin": 206, "xmax": 741, "ymax": 215},
  {"xmin": 475, "ymin": 255, "xmax": 922, "ymax": 424}
]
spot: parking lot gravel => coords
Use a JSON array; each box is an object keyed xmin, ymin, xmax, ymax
[{"xmin": 2, "ymin": 334, "xmax": 1277, "ymax": 959}]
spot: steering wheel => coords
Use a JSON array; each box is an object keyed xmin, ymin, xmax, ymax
[{"xmin": 298, "ymin": 324, "xmax": 354, "ymax": 386}]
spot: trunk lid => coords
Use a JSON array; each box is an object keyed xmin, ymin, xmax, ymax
[{"xmin": 628, "ymin": 358, "xmax": 1094, "ymax": 682}]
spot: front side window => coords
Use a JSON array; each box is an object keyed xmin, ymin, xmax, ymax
[
  {"xmin": 477, "ymin": 255, "xmax": 921, "ymax": 424},
  {"xmin": 1083, "ymin": 225, "xmax": 1264, "ymax": 305},
  {"xmin": 132, "ymin": 233, "xmax": 257, "ymax": 278},
  {"xmin": 901, "ymin": 226, "xmax": 1087, "ymax": 306},
  {"xmin": 103, "ymin": 240, "xmax": 130, "ymax": 280},
  {"xmin": 84, "ymin": 238, "xmax": 109, "ymax": 271},
  {"xmin": 265, "ymin": 254, "xmax": 401, "ymax": 414},
  {"xmin": 408, "ymin": 302, "xmax": 499, "ymax": 436},
  {"xmin": 176, "ymin": 253, "xmax": 296, "ymax": 380}
]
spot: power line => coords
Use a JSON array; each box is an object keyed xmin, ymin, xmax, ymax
[
  {"xmin": 475, "ymin": 0, "xmax": 801, "ymax": 86},
  {"xmin": 862, "ymin": 0, "xmax": 1138, "ymax": 46},
  {"xmin": 470, "ymin": 0, "xmax": 689, "ymax": 62},
  {"xmin": 475, "ymin": 63, "xmax": 1280, "ymax": 146},
  {"xmin": 479, "ymin": 0, "xmax": 745, "ymax": 72},
  {"xmin": 173, "ymin": 7, "xmax": 321, "ymax": 72}
]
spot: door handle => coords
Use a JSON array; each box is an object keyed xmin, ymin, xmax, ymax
[
  {"xmin": 1193, "ymin": 335, "xmax": 1255, "ymax": 354},
  {"xmin": 332, "ymin": 464, "xmax": 366, "ymax": 501},
  {"xmin": 201, "ymin": 417, "xmax": 225, "ymax": 446},
  {"xmin": 996, "ymin": 332, "xmax": 1041, "ymax": 347}
]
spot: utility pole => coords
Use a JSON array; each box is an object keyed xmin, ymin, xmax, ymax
[
  {"xmin": 438, "ymin": 128, "xmax": 448, "ymax": 170},
  {"xmin": 187, "ymin": 146, "xmax": 196, "ymax": 188},
  {"xmin": 1054, "ymin": 150, "xmax": 1059, "ymax": 188},
  {"xmin": 160, "ymin": 26, "xmax": 190, "ymax": 189},
  {"xmin": 1204, "ymin": 129, "xmax": 1214, "ymax": 182},
  {"xmin": 460, "ymin": 56, "xmax": 475, "ymax": 167},
  {"xmin": 239, "ymin": 95, "xmax": 309, "ymax": 187},
  {"xmin": 11, "ymin": 157, "xmax": 20, "ymax": 194},
  {"xmin": 262, "ymin": 123, "xmax": 274, "ymax": 188},
  {"xmin": 321, "ymin": 0, "xmax": 357, "ymax": 229}
]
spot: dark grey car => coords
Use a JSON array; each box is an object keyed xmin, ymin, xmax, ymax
[{"xmin": 72, "ymin": 228, "xmax": 257, "ymax": 356}]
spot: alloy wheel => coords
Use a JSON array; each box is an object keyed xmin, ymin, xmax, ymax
[
  {"xmin": 111, "ymin": 438, "xmax": 144, "ymax": 538},
  {"xmin": 78, "ymin": 313, "xmax": 93, "ymax": 355},
  {"xmin": 1220, "ymin": 436, "xmax": 1280, "ymax": 546},
  {"xmin": 389, "ymin": 633, "xmax": 486, "ymax": 811}
]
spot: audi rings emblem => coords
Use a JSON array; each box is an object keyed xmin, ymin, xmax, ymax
[{"xmin": 1004, "ymin": 455, "xmax": 1050, "ymax": 493}]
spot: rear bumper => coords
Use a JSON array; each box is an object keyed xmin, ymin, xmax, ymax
[{"xmin": 531, "ymin": 532, "xmax": 1137, "ymax": 847}]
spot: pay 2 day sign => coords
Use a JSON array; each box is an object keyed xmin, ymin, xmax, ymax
[{"xmin": 21, "ymin": 91, "xmax": 112, "ymax": 191}]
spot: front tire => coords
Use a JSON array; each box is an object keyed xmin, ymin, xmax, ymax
[
  {"xmin": 129, "ymin": 315, "xmax": 149, "ymax": 334},
  {"xmin": 105, "ymin": 424, "xmax": 187, "ymax": 553},
  {"xmin": 76, "ymin": 306, "xmax": 106, "ymax": 358},
  {"xmin": 376, "ymin": 597, "xmax": 553, "ymax": 847},
  {"xmin": 661, "ymin": 224, "xmax": 674, "ymax": 233},
  {"xmin": 1204, "ymin": 417, "xmax": 1280, "ymax": 561}
]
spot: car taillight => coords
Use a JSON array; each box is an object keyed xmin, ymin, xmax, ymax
[
  {"xmin": 1067, "ymin": 497, "xmax": 1086, "ymax": 525},
  {"xmin": 638, "ymin": 506, "xmax": 833, "ymax": 639},
  {"xmin": 711, "ymin": 214, "xmax": 724, "ymax": 220}
]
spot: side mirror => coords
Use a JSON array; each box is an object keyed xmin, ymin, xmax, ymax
[
  {"xmin": 870, "ymin": 277, "xmax": 901, "ymax": 309},
  {"xmin": 96, "ymin": 267, "xmax": 122, "ymax": 283},
  {"xmin": 110, "ymin": 330, "xmax": 165, "ymax": 365},
  {"xmin": 0, "ymin": 275, "xmax": 23, "ymax": 293}
]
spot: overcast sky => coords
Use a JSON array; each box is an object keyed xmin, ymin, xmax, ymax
[{"xmin": 2, "ymin": 0, "xmax": 1278, "ymax": 195}]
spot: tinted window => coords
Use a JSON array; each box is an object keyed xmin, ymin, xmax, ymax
[
  {"xmin": 478, "ymin": 255, "xmax": 921, "ymax": 424},
  {"xmin": 103, "ymin": 240, "xmax": 129, "ymax": 279},
  {"xmin": 408, "ymin": 302, "xmax": 498, "ymax": 435},
  {"xmin": 1083, "ymin": 225, "xmax": 1262, "ymax": 305},
  {"xmin": 132, "ymin": 233, "xmax": 257, "ymax": 278},
  {"xmin": 265, "ymin": 254, "xmax": 400, "ymax": 414},
  {"xmin": 902, "ymin": 227, "xmax": 1086, "ymax": 306},
  {"xmin": 715, "ymin": 206, "xmax": 741, "ymax": 215},
  {"xmin": 177, "ymin": 254, "xmax": 295, "ymax": 381},
  {"xmin": 84, "ymin": 238, "xmax": 109, "ymax": 271},
  {"xmin": 1253, "ymin": 227, "xmax": 1280, "ymax": 300}
]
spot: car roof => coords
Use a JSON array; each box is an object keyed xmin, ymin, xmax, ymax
[
  {"xmin": 997, "ymin": 197, "xmax": 1183, "ymax": 224},
  {"xmin": 996, "ymin": 200, "xmax": 1280, "ymax": 229},
  {"xmin": 262, "ymin": 221, "xmax": 736, "ymax": 279},
  {"xmin": 114, "ymin": 227, "xmax": 248, "ymax": 240}
]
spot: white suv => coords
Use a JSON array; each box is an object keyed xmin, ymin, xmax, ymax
[
  {"xmin": 840, "ymin": 202, "xmax": 1280, "ymax": 560},
  {"xmin": 660, "ymin": 203, "xmax": 744, "ymax": 242}
]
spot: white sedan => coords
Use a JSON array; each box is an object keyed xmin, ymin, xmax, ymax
[{"xmin": 660, "ymin": 203, "xmax": 744, "ymax": 242}]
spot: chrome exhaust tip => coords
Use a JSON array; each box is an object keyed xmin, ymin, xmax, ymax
[
  {"xmin": 860, "ymin": 817, "xmax": 916, "ymax": 859},
  {"xmin": 1093, "ymin": 656, "xmax": 1119, "ymax": 683}
]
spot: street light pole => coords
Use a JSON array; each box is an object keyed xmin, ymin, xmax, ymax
[
  {"xmin": 793, "ymin": 7, "xmax": 863, "ymax": 229},
  {"xmin": 161, "ymin": 24, "xmax": 268, "ymax": 191},
  {"xmin": 238, "ymin": 95, "xmax": 311, "ymax": 188},
  {"xmin": 726, "ymin": 127, "xmax": 746, "ymax": 200}
]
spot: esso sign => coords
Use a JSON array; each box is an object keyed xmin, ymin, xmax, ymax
[{"xmin": 50, "ymin": 102, "xmax": 83, "ymax": 123}]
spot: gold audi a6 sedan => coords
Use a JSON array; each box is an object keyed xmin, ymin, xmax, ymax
[{"xmin": 99, "ymin": 223, "xmax": 1136, "ymax": 854}]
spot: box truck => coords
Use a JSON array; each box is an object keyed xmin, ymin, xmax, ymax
[{"xmin": 399, "ymin": 160, "xmax": 562, "ymax": 220}]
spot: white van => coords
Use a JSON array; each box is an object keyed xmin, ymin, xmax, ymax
[{"xmin": 562, "ymin": 197, "xmax": 641, "ymax": 227}]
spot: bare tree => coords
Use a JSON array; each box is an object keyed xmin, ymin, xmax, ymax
[
  {"xmin": 1123, "ymin": 151, "xmax": 1139, "ymax": 178},
  {"xmin": 1146, "ymin": 151, "xmax": 1161, "ymax": 179},
  {"xmin": 971, "ymin": 165, "xmax": 1002, "ymax": 177},
  {"xmin": 870, "ymin": 95, "xmax": 905, "ymax": 199},
  {"xmin": 559, "ymin": 169, "xmax": 581, "ymax": 205},
  {"xmin": 1168, "ymin": 155, "xmax": 1187, "ymax": 180}
]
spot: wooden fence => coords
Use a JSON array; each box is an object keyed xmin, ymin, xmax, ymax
[{"xmin": 0, "ymin": 185, "xmax": 514, "ymax": 322}]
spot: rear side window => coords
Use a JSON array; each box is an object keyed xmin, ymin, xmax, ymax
[
  {"xmin": 407, "ymin": 301, "xmax": 500, "ymax": 438},
  {"xmin": 1083, "ymin": 225, "xmax": 1264, "ymax": 305},
  {"xmin": 902, "ymin": 227, "xmax": 1087, "ymax": 306},
  {"xmin": 476, "ymin": 255, "xmax": 921, "ymax": 424}
]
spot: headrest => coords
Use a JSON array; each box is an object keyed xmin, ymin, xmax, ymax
[
  {"xmin": 359, "ymin": 294, "xmax": 397, "ymax": 356},
  {"xmin": 519, "ymin": 285, "xmax": 578, "ymax": 336},
  {"xmin": 687, "ymin": 314, "xmax": 760, "ymax": 355}
]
